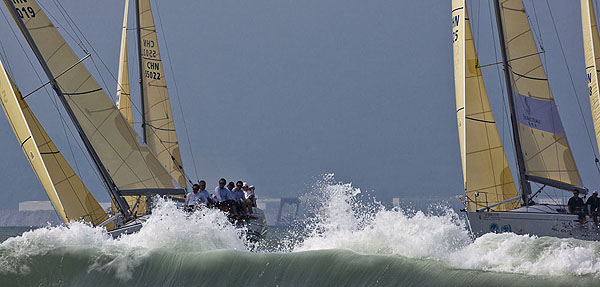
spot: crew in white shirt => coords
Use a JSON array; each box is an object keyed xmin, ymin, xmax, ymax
[{"xmin": 185, "ymin": 181, "xmax": 211, "ymax": 208}]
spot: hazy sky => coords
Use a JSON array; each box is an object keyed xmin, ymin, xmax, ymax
[{"xmin": 0, "ymin": 0, "xmax": 596, "ymax": 209}]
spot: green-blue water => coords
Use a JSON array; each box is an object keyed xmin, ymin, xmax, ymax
[{"xmin": 1, "ymin": 180, "xmax": 599, "ymax": 286}]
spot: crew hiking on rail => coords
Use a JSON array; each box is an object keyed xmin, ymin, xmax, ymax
[{"xmin": 184, "ymin": 178, "xmax": 257, "ymax": 220}]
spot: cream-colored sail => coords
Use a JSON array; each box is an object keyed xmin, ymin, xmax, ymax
[
  {"xmin": 0, "ymin": 60, "xmax": 108, "ymax": 226},
  {"xmin": 4, "ymin": 0, "xmax": 179, "ymax": 192},
  {"xmin": 116, "ymin": 0, "xmax": 133, "ymax": 128},
  {"xmin": 116, "ymin": 0, "xmax": 147, "ymax": 215},
  {"xmin": 452, "ymin": 0, "xmax": 519, "ymax": 211},
  {"xmin": 582, "ymin": 0, "xmax": 600, "ymax": 157},
  {"xmin": 499, "ymin": 0, "xmax": 581, "ymax": 186},
  {"xmin": 138, "ymin": 0, "xmax": 186, "ymax": 188}
]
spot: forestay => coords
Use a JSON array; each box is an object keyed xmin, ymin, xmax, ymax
[
  {"xmin": 4, "ymin": 0, "xmax": 180, "ymax": 191},
  {"xmin": 582, "ymin": 0, "xmax": 600, "ymax": 157},
  {"xmin": 499, "ymin": 0, "xmax": 581, "ymax": 187},
  {"xmin": 0, "ymin": 60, "xmax": 108, "ymax": 226},
  {"xmin": 137, "ymin": 0, "xmax": 186, "ymax": 188},
  {"xmin": 452, "ymin": 0, "xmax": 519, "ymax": 211}
]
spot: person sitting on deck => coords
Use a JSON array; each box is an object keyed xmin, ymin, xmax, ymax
[
  {"xmin": 230, "ymin": 181, "xmax": 247, "ymax": 215},
  {"xmin": 568, "ymin": 190, "xmax": 586, "ymax": 224},
  {"xmin": 185, "ymin": 182, "xmax": 212, "ymax": 211},
  {"xmin": 241, "ymin": 182, "xmax": 254, "ymax": 215},
  {"xmin": 245, "ymin": 185, "xmax": 257, "ymax": 207},
  {"xmin": 214, "ymin": 178, "xmax": 239, "ymax": 216},
  {"xmin": 587, "ymin": 190, "xmax": 599, "ymax": 226}
]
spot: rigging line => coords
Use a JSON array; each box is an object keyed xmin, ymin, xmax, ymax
[
  {"xmin": 40, "ymin": 1, "xmax": 87, "ymax": 54},
  {"xmin": 32, "ymin": 3, "xmax": 174, "ymax": 190},
  {"xmin": 546, "ymin": 0, "xmax": 600, "ymax": 166},
  {"xmin": 0, "ymin": 39, "xmax": 13, "ymax": 77},
  {"xmin": 0, "ymin": 6, "xmax": 105, "ymax": 190},
  {"xmin": 23, "ymin": 53, "xmax": 91, "ymax": 99},
  {"xmin": 488, "ymin": 0, "xmax": 514, "ymax": 177},
  {"xmin": 51, "ymin": 1, "xmax": 123, "ymax": 103},
  {"xmin": 154, "ymin": 0, "xmax": 199, "ymax": 181},
  {"xmin": 529, "ymin": 0, "xmax": 545, "ymax": 52},
  {"xmin": 478, "ymin": 51, "xmax": 545, "ymax": 68}
]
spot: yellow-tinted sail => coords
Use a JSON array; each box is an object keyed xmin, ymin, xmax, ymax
[
  {"xmin": 452, "ymin": 0, "xmax": 519, "ymax": 211},
  {"xmin": 0, "ymin": 60, "xmax": 108, "ymax": 226},
  {"xmin": 582, "ymin": 0, "xmax": 600, "ymax": 157},
  {"xmin": 4, "ymin": 0, "xmax": 180, "ymax": 191},
  {"xmin": 138, "ymin": 0, "xmax": 186, "ymax": 188},
  {"xmin": 116, "ymin": 0, "xmax": 134, "ymax": 128},
  {"xmin": 499, "ymin": 0, "xmax": 581, "ymax": 186},
  {"xmin": 116, "ymin": 0, "xmax": 147, "ymax": 215}
]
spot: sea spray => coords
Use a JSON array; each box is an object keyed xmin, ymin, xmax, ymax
[
  {"xmin": 1, "ymin": 175, "xmax": 600, "ymax": 285},
  {"xmin": 291, "ymin": 174, "xmax": 600, "ymax": 278},
  {"xmin": 0, "ymin": 199, "xmax": 249, "ymax": 280}
]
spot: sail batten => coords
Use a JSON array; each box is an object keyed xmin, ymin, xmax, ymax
[
  {"xmin": 499, "ymin": 0, "xmax": 583, "ymax": 188},
  {"xmin": 0, "ymin": 59, "xmax": 109, "ymax": 226},
  {"xmin": 452, "ymin": 0, "xmax": 519, "ymax": 211},
  {"xmin": 3, "ymin": 0, "xmax": 181, "ymax": 195},
  {"xmin": 137, "ymin": 0, "xmax": 186, "ymax": 189}
]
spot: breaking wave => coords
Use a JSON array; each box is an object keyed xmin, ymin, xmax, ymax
[{"xmin": 0, "ymin": 174, "xmax": 599, "ymax": 286}]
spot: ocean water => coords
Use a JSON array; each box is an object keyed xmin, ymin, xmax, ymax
[{"xmin": 1, "ymin": 175, "xmax": 599, "ymax": 286}]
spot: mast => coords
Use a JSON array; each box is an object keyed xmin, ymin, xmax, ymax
[
  {"xmin": 3, "ymin": 0, "xmax": 132, "ymax": 219},
  {"xmin": 493, "ymin": 0, "xmax": 531, "ymax": 206},
  {"xmin": 135, "ymin": 0, "xmax": 147, "ymax": 143}
]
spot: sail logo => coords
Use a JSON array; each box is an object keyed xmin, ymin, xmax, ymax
[{"xmin": 515, "ymin": 93, "xmax": 564, "ymax": 134}]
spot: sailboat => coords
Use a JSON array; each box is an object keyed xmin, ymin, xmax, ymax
[
  {"xmin": 0, "ymin": 0, "xmax": 266, "ymax": 239},
  {"xmin": 452, "ymin": 0, "xmax": 600, "ymax": 240}
]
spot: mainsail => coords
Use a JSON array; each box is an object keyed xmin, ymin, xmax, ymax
[
  {"xmin": 3, "ymin": 0, "xmax": 181, "ymax": 193},
  {"xmin": 498, "ymin": 0, "xmax": 582, "ymax": 188},
  {"xmin": 117, "ymin": 0, "xmax": 134, "ymax": 128},
  {"xmin": 137, "ymin": 0, "xmax": 186, "ymax": 188},
  {"xmin": 582, "ymin": 0, "xmax": 600, "ymax": 157},
  {"xmin": 452, "ymin": 0, "xmax": 519, "ymax": 211},
  {"xmin": 0, "ymin": 59, "xmax": 108, "ymax": 226}
]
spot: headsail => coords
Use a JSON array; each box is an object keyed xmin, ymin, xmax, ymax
[
  {"xmin": 116, "ymin": 0, "xmax": 148, "ymax": 215},
  {"xmin": 0, "ymin": 59, "xmax": 108, "ymax": 226},
  {"xmin": 452, "ymin": 0, "xmax": 519, "ymax": 211},
  {"xmin": 3, "ymin": 0, "xmax": 181, "ymax": 193},
  {"xmin": 136, "ymin": 0, "xmax": 186, "ymax": 188},
  {"xmin": 498, "ymin": 0, "xmax": 582, "ymax": 188},
  {"xmin": 582, "ymin": 0, "xmax": 600, "ymax": 157},
  {"xmin": 117, "ymin": 0, "xmax": 134, "ymax": 128}
]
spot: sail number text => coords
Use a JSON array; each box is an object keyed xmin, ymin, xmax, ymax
[
  {"xmin": 15, "ymin": 6, "xmax": 35, "ymax": 19},
  {"xmin": 452, "ymin": 14, "xmax": 460, "ymax": 43},
  {"xmin": 143, "ymin": 39, "xmax": 161, "ymax": 80}
]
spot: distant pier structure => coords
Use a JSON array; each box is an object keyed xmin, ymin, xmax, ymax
[{"xmin": 276, "ymin": 197, "xmax": 300, "ymax": 225}]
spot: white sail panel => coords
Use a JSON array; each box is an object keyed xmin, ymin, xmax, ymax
[
  {"xmin": 0, "ymin": 60, "xmax": 108, "ymax": 226},
  {"xmin": 582, "ymin": 0, "xmax": 600, "ymax": 157},
  {"xmin": 117, "ymin": 0, "xmax": 134, "ymax": 128},
  {"xmin": 6, "ymin": 0, "xmax": 179, "ymax": 191},
  {"xmin": 499, "ymin": 0, "xmax": 581, "ymax": 186},
  {"xmin": 452, "ymin": 0, "xmax": 519, "ymax": 211},
  {"xmin": 138, "ymin": 0, "xmax": 186, "ymax": 188}
]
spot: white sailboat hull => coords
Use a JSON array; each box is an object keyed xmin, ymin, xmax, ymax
[{"xmin": 464, "ymin": 205, "xmax": 600, "ymax": 241}]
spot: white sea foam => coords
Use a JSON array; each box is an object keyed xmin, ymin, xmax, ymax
[
  {"xmin": 2, "ymin": 175, "xmax": 600, "ymax": 279},
  {"xmin": 294, "ymin": 174, "xmax": 600, "ymax": 277},
  {"xmin": 0, "ymin": 199, "xmax": 248, "ymax": 279}
]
